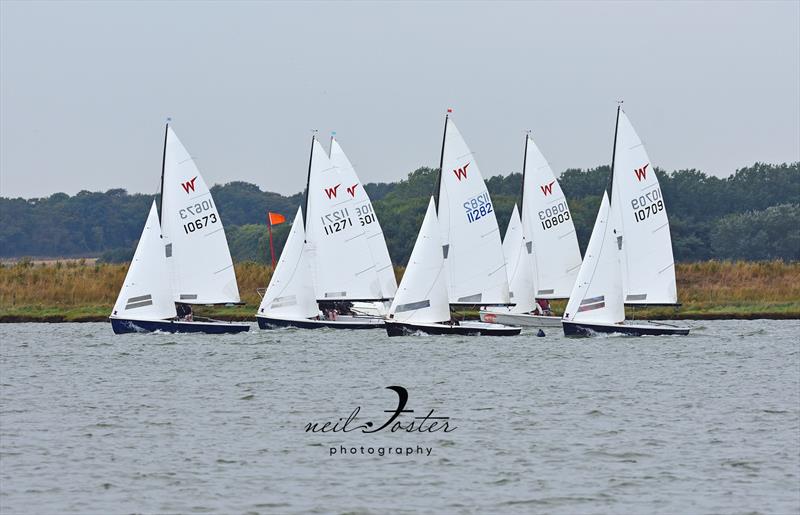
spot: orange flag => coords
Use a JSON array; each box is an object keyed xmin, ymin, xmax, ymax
[{"xmin": 268, "ymin": 212, "xmax": 286, "ymax": 226}]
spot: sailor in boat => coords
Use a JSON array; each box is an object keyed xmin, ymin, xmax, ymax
[
  {"xmin": 176, "ymin": 303, "xmax": 193, "ymax": 322},
  {"xmin": 536, "ymin": 299, "xmax": 553, "ymax": 316}
]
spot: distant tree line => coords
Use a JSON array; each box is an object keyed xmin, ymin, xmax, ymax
[{"xmin": 0, "ymin": 162, "xmax": 797, "ymax": 264}]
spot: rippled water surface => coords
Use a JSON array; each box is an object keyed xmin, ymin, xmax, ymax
[{"xmin": 1, "ymin": 320, "xmax": 799, "ymax": 514}]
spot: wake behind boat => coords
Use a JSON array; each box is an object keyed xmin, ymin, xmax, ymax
[{"xmin": 110, "ymin": 123, "xmax": 249, "ymax": 335}]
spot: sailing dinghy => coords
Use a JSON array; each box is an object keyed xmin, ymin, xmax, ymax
[
  {"xmin": 256, "ymin": 135, "xmax": 390, "ymax": 329},
  {"xmin": 481, "ymin": 134, "xmax": 582, "ymax": 328},
  {"xmin": 385, "ymin": 198, "xmax": 521, "ymax": 337},
  {"xmin": 386, "ymin": 113, "xmax": 520, "ymax": 336},
  {"xmin": 110, "ymin": 124, "xmax": 249, "ymax": 334},
  {"xmin": 561, "ymin": 107, "xmax": 688, "ymax": 337}
]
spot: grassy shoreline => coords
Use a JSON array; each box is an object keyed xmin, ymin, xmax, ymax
[{"xmin": 1, "ymin": 260, "xmax": 798, "ymax": 323}]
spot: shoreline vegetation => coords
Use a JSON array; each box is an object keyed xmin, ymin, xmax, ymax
[{"xmin": 0, "ymin": 260, "xmax": 798, "ymax": 323}]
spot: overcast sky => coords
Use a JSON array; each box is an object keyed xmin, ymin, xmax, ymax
[{"xmin": 1, "ymin": 1, "xmax": 798, "ymax": 199}]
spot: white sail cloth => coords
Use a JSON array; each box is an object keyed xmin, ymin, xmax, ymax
[
  {"xmin": 563, "ymin": 192, "xmax": 625, "ymax": 325},
  {"xmin": 611, "ymin": 110, "xmax": 677, "ymax": 304},
  {"xmin": 305, "ymin": 139, "xmax": 384, "ymax": 301},
  {"xmin": 111, "ymin": 201, "xmax": 177, "ymax": 321},
  {"xmin": 328, "ymin": 138, "xmax": 398, "ymax": 299},
  {"xmin": 159, "ymin": 126, "xmax": 241, "ymax": 304},
  {"xmin": 438, "ymin": 118, "xmax": 510, "ymax": 305},
  {"xmin": 520, "ymin": 135, "xmax": 582, "ymax": 299},
  {"xmin": 502, "ymin": 205, "xmax": 537, "ymax": 313},
  {"xmin": 389, "ymin": 197, "xmax": 451, "ymax": 324},
  {"xmin": 258, "ymin": 207, "xmax": 319, "ymax": 319}
]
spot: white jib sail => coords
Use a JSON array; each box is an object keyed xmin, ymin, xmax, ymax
[
  {"xmin": 159, "ymin": 126, "xmax": 241, "ymax": 304},
  {"xmin": 437, "ymin": 118, "xmax": 510, "ymax": 305},
  {"xmin": 328, "ymin": 138, "xmax": 398, "ymax": 299},
  {"xmin": 111, "ymin": 201, "xmax": 177, "ymax": 321},
  {"xmin": 521, "ymin": 135, "xmax": 582, "ymax": 299},
  {"xmin": 389, "ymin": 197, "xmax": 451, "ymax": 324},
  {"xmin": 611, "ymin": 110, "xmax": 677, "ymax": 304},
  {"xmin": 257, "ymin": 207, "xmax": 319, "ymax": 320},
  {"xmin": 305, "ymin": 139, "xmax": 383, "ymax": 301},
  {"xmin": 563, "ymin": 192, "xmax": 625, "ymax": 325},
  {"xmin": 502, "ymin": 204, "xmax": 537, "ymax": 313}
]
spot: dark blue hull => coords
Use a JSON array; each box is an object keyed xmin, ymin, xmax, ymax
[
  {"xmin": 562, "ymin": 320, "xmax": 689, "ymax": 337},
  {"xmin": 111, "ymin": 318, "xmax": 250, "ymax": 335},
  {"xmin": 385, "ymin": 321, "xmax": 521, "ymax": 337},
  {"xmin": 256, "ymin": 315, "xmax": 384, "ymax": 330}
]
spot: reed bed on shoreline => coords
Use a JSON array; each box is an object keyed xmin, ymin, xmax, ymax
[{"xmin": 0, "ymin": 260, "xmax": 798, "ymax": 321}]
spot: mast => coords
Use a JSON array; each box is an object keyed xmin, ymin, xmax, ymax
[
  {"xmin": 434, "ymin": 110, "xmax": 449, "ymax": 214},
  {"xmin": 608, "ymin": 104, "xmax": 622, "ymax": 201},
  {"xmin": 158, "ymin": 120, "xmax": 169, "ymax": 222},
  {"xmin": 519, "ymin": 131, "xmax": 530, "ymax": 210},
  {"xmin": 302, "ymin": 132, "xmax": 316, "ymax": 237}
]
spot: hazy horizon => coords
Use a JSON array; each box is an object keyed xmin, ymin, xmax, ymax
[{"xmin": 2, "ymin": 1, "xmax": 798, "ymax": 199}]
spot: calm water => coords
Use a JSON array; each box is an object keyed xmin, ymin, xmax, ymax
[{"xmin": 1, "ymin": 320, "xmax": 798, "ymax": 514}]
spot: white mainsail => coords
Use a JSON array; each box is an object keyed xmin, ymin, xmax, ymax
[
  {"xmin": 563, "ymin": 192, "xmax": 624, "ymax": 325},
  {"xmin": 437, "ymin": 117, "xmax": 510, "ymax": 305},
  {"xmin": 328, "ymin": 138, "xmax": 397, "ymax": 299},
  {"xmin": 520, "ymin": 135, "xmax": 582, "ymax": 299},
  {"xmin": 159, "ymin": 126, "xmax": 241, "ymax": 304},
  {"xmin": 389, "ymin": 197, "xmax": 451, "ymax": 324},
  {"xmin": 610, "ymin": 110, "xmax": 677, "ymax": 305},
  {"xmin": 305, "ymin": 139, "xmax": 383, "ymax": 301},
  {"xmin": 502, "ymin": 205, "xmax": 537, "ymax": 313},
  {"xmin": 111, "ymin": 201, "xmax": 177, "ymax": 321},
  {"xmin": 258, "ymin": 207, "xmax": 319, "ymax": 320}
]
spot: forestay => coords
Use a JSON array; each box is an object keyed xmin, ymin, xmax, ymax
[
  {"xmin": 502, "ymin": 205, "xmax": 536, "ymax": 313},
  {"xmin": 159, "ymin": 127, "xmax": 241, "ymax": 304},
  {"xmin": 328, "ymin": 138, "xmax": 397, "ymax": 299},
  {"xmin": 389, "ymin": 198, "xmax": 451, "ymax": 324},
  {"xmin": 610, "ymin": 110, "xmax": 677, "ymax": 304},
  {"xmin": 520, "ymin": 135, "xmax": 582, "ymax": 299},
  {"xmin": 305, "ymin": 139, "xmax": 383, "ymax": 301},
  {"xmin": 437, "ymin": 118, "xmax": 510, "ymax": 305},
  {"xmin": 563, "ymin": 192, "xmax": 624, "ymax": 325},
  {"xmin": 111, "ymin": 202, "xmax": 177, "ymax": 321},
  {"xmin": 258, "ymin": 207, "xmax": 319, "ymax": 319}
]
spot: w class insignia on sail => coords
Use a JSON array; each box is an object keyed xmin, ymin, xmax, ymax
[
  {"xmin": 324, "ymin": 184, "xmax": 341, "ymax": 199},
  {"xmin": 540, "ymin": 180, "xmax": 555, "ymax": 196},
  {"xmin": 453, "ymin": 163, "xmax": 469, "ymax": 181},
  {"xmin": 634, "ymin": 164, "xmax": 649, "ymax": 181},
  {"xmin": 181, "ymin": 176, "xmax": 198, "ymax": 193}
]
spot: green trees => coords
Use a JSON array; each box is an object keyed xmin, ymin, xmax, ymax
[{"xmin": 1, "ymin": 162, "xmax": 797, "ymax": 264}]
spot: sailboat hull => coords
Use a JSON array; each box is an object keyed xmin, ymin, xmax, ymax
[
  {"xmin": 479, "ymin": 311, "xmax": 562, "ymax": 328},
  {"xmin": 562, "ymin": 320, "xmax": 689, "ymax": 337},
  {"xmin": 385, "ymin": 320, "xmax": 521, "ymax": 337},
  {"xmin": 110, "ymin": 318, "xmax": 250, "ymax": 335},
  {"xmin": 256, "ymin": 315, "xmax": 384, "ymax": 330}
]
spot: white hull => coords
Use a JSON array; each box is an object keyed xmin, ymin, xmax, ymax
[{"xmin": 479, "ymin": 310, "xmax": 562, "ymax": 328}]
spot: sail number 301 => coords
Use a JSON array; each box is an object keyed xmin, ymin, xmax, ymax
[{"xmin": 464, "ymin": 192, "xmax": 493, "ymax": 223}]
